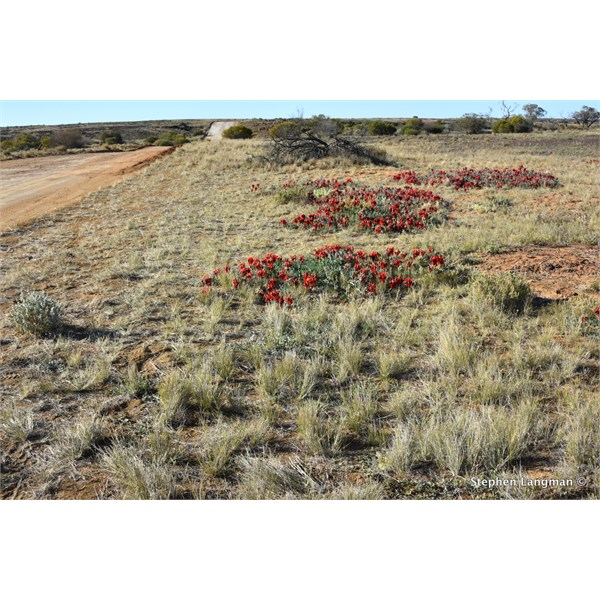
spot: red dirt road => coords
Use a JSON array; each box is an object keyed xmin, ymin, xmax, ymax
[{"xmin": 0, "ymin": 146, "xmax": 175, "ymax": 230}]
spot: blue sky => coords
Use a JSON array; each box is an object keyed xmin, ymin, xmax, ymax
[{"xmin": 1, "ymin": 100, "xmax": 596, "ymax": 127}]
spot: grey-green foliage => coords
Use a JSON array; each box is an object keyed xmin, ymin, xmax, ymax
[{"xmin": 10, "ymin": 291, "xmax": 62, "ymax": 336}]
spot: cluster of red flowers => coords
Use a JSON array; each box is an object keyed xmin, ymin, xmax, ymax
[
  {"xmin": 392, "ymin": 165, "xmax": 560, "ymax": 190},
  {"xmin": 250, "ymin": 183, "xmax": 261, "ymax": 192},
  {"xmin": 282, "ymin": 181, "xmax": 446, "ymax": 233},
  {"xmin": 580, "ymin": 306, "xmax": 600, "ymax": 324},
  {"xmin": 202, "ymin": 245, "xmax": 446, "ymax": 305}
]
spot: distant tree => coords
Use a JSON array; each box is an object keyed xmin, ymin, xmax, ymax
[
  {"xmin": 571, "ymin": 105, "xmax": 600, "ymax": 128},
  {"xmin": 500, "ymin": 101, "xmax": 519, "ymax": 119},
  {"xmin": 522, "ymin": 104, "xmax": 547, "ymax": 121}
]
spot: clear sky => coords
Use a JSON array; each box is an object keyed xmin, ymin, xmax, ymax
[{"xmin": 1, "ymin": 100, "xmax": 596, "ymax": 127}]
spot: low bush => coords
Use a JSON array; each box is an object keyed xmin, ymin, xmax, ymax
[
  {"xmin": 455, "ymin": 113, "xmax": 488, "ymax": 134},
  {"xmin": 401, "ymin": 117, "xmax": 424, "ymax": 136},
  {"xmin": 10, "ymin": 291, "xmax": 62, "ymax": 336},
  {"xmin": 52, "ymin": 128, "xmax": 84, "ymax": 148},
  {"xmin": 423, "ymin": 120, "xmax": 445, "ymax": 134},
  {"xmin": 268, "ymin": 121, "xmax": 303, "ymax": 140},
  {"xmin": 469, "ymin": 272, "xmax": 532, "ymax": 314},
  {"xmin": 368, "ymin": 121, "xmax": 397, "ymax": 136},
  {"xmin": 152, "ymin": 131, "xmax": 189, "ymax": 146},
  {"xmin": 222, "ymin": 125, "xmax": 253, "ymax": 139},
  {"xmin": 100, "ymin": 129, "xmax": 123, "ymax": 144},
  {"xmin": 492, "ymin": 115, "xmax": 533, "ymax": 133}
]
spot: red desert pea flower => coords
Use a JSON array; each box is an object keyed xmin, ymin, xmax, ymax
[{"xmin": 201, "ymin": 245, "xmax": 447, "ymax": 306}]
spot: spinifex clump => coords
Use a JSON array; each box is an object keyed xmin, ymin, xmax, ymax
[
  {"xmin": 392, "ymin": 165, "xmax": 560, "ymax": 190},
  {"xmin": 202, "ymin": 245, "xmax": 446, "ymax": 306}
]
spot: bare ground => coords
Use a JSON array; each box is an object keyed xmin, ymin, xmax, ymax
[
  {"xmin": 478, "ymin": 244, "xmax": 600, "ymax": 301},
  {"xmin": 0, "ymin": 146, "xmax": 176, "ymax": 230}
]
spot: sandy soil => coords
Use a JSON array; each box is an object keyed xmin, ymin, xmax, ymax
[
  {"xmin": 206, "ymin": 121, "xmax": 238, "ymax": 140},
  {"xmin": 478, "ymin": 244, "xmax": 600, "ymax": 301},
  {"xmin": 0, "ymin": 146, "xmax": 175, "ymax": 230}
]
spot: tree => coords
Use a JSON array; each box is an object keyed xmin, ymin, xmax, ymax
[
  {"xmin": 265, "ymin": 117, "xmax": 393, "ymax": 166},
  {"xmin": 522, "ymin": 104, "xmax": 546, "ymax": 121},
  {"xmin": 571, "ymin": 106, "xmax": 600, "ymax": 128},
  {"xmin": 500, "ymin": 101, "xmax": 519, "ymax": 119}
]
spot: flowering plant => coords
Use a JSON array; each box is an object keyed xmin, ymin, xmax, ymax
[
  {"xmin": 281, "ymin": 180, "xmax": 448, "ymax": 233},
  {"xmin": 202, "ymin": 245, "xmax": 446, "ymax": 305},
  {"xmin": 392, "ymin": 165, "xmax": 559, "ymax": 190}
]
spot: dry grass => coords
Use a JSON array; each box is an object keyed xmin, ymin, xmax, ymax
[{"xmin": 1, "ymin": 130, "xmax": 598, "ymax": 499}]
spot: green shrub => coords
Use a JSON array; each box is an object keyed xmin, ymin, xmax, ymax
[
  {"xmin": 269, "ymin": 120, "xmax": 303, "ymax": 140},
  {"xmin": 455, "ymin": 113, "xmax": 487, "ymax": 134},
  {"xmin": 401, "ymin": 117, "xmax": 424, "ymax": 136},
  {"xmin": 470, "ymin": 272, "xmax": 531, "ymax": 314},
  {"xmin": 152, "ymin": 132, "xmax": 189, "ymax": 146},
  {"xmin": 10, "ymin": 292, "xmax": 62, "ymax": 336},
  {"xmin": 368, "ymin": 121, "xmax": 397, "ymax": 136},
  {"xmin": 12, "ymin": 133, "xmax": 40, "ymax": 151},
  {"xmin": 39, "ymin": 135, "xmax": 53, "ymax": 149},
  {"xmin": 222, "ymin": 125, "xmax": 253, "ymax": 139},
  {"xmin": 492, "ymin": 115, "xmax": 533, "ymax": 133},
  {"xmin": 100, "ymin": 129, "xmax": 123, "ymax": 144},
  {"xmin": 1, "ymin": 140, "xmax": 14, "ymax": 153},
  {"xmin": 145, "ymin": 135, "xmax": 158, "ymax": 144}
]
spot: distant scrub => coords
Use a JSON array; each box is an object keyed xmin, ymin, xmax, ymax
[
  {"xmin": 100, "ymin": 129, "xmax": 123, "ymax": 144},
  {"xmin": 368, "ymin": 121, "xmax": 397, "ymax": 136},
  {"xmin": 52, "ymin": 128, "xmax": 84, "ymax": 148},
  {"xmin": 455, "ymin": 113, "xmax": 488, "ymax": 134},
  {"xmin": 492, "ymin": 116, "xmax": 533, "ymax": 133},
  {"xmin": 151, "ymin": 131, "xmax": 189, "ymax": 146},
  {"xmin": 401, "ymin": 117, "xmax": 424, "ymax": 136},
  {"xmin": 269, "ymin": 121, "xmax": 303, "ymax": 140},
  {"xmin": 222, "ymin": 125, "xmax": 253, "ymax": 139}
]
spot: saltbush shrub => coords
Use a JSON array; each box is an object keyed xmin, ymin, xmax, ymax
[
  {"xmin": 222, "ymin": 125, "xmax": 253, "ymax": 139},
  {"xmin": 368, "ymin": 121, "xmax": 397, "ymax": 136},
  {"xmin": 10, "ymin": 292, "xmax": 62, "ymax": 336}
]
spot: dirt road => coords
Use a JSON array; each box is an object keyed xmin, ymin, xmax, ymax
[
  {"xmin": 0, "ymin": 146, "xmax": 175, "ymax": 230},
  {"xmin": 206, "ymin": 121, "xmax": 238, "ymax": 140}
]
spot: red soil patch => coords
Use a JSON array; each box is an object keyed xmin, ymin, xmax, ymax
[{"xmin": 477, "ymin": 245, "xmax": 599, "ymax": 300}]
